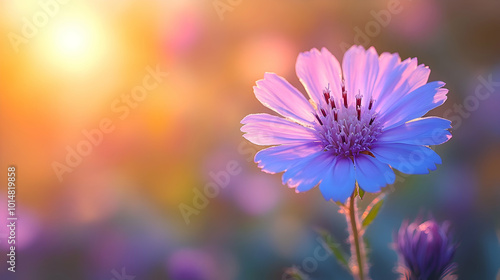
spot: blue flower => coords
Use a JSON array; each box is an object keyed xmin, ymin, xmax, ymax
[
  {"xmin": 241, "ymin": 46, "xmax": 451, "ymax": 202},
  {"xmin": 396, "ymin": 219, "xmax": 457, "ymax": 280}
]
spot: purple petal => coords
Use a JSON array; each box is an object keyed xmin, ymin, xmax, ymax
[
  {"xmin": 378, "ymin": 117, "xmax": 452, "ymax": 145},
  {"xmin": 371, "ymin": 143, "xmax": 442, "ymax": 174},
  {"xmin": 396, "ymin": 219, "xmax": 457, "ymax": 279},
  {"xmin": 354, "ymin": 154, "xmax": 395, "ymax": 192},
  {"xmin": 371, "ymin": 52, "xmax": 402, "ymax": 103},
  {"xmin": 319, "ymin": 156, "xmax": 356, "ymax": 202},
  {"xmin": 296, "ymin": 47, "xmax": 343, "ymax": 106},
  {"xmin": 372, "ymin": 56, "xmax": 430, "ymax": 113},
  {"xmin": 241, "ymin": 113, "xmax": 317, "ymax": 146},
  {"xmin": 254, "ymin": 142, "xmax": 324, "ymax": 174},
  {"xmin": 342, "ymin": 46, "xmax": 380, "ymax": 108},
  {"xmin": 377, "ymin": 81, "xmax": 448, "ymax": 130},
  {"xmin": 282, "ymin": 151, "xmax": 335, "ymax": 193},
  {"xmin": 254, "ymin": 73, "xmax": 316, "ymax": 126}
]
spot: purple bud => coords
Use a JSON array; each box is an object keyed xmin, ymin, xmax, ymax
[{"xmin": 395, "ymin": 219, "xmax": 457, "ymax": 280}]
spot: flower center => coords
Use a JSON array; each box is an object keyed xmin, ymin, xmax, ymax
[{"xmin": 313, "ymin": 82, "xmax": 382, "ymax": 157}]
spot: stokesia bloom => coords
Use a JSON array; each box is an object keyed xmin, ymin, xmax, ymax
[
  {"xmin": 241, "ymin": 45, "xmax": 451, "ymax": 202},
  {"xmin": 395, "ymin": 219, "xmax": 457, "ymax": 280}
]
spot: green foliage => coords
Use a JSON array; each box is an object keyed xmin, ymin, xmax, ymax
[
  {"xmin": 358, "ymin": 188, "xmax": 365, "ymax": 199},
  {"xmin": 315, "ymin": 228, "xmax": 350, "ymax": 271},
  {"xmin": 354, "ymin": 182, "xmax": 365, "ymax": 199},
  {"xmin": 361, "ymin": 196, "xmax": 385, "ymax": 229}
]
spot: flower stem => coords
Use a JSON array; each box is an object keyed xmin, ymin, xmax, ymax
[{"xmin": 347, "ymin": 191, "xmax": 369, "ymax": 280}]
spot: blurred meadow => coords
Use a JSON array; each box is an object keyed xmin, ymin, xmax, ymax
[{"xmin": 0, "ymin": 0, "xmax": 499, "ymax": 279}]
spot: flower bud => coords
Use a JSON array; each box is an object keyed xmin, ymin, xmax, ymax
[{"xmin": 395, "ymin": 219, "xmax": 457, "ymax": 280}]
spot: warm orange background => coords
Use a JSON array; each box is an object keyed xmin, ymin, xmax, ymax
[{"xmin": 0, "ymin": 0, "xmax": 499, "ymax": 279}]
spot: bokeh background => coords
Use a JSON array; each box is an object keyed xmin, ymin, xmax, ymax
[{"xmin": 0, "ymin": 0, "xmax": 499, "ymax": 279}]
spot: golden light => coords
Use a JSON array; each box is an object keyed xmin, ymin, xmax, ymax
[
  {"xmin": 22, "ymin": 5, "xmax": 128, "ymax": 124},
  {"xmin": 33, "ymin": 10, "xmax": 115, "ymax": 76},
  {"xmin": 54, "ymin": 22, "xmax": 88, "ymax": 55}
]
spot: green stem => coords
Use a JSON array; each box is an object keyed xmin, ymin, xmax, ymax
[{"xmin": 348, "ymin": 192, "xmax": 367, "ymax": 280}]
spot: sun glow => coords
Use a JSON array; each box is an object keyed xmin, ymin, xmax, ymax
[
  {"xmin": 34, "ymin": 11, "xmax": 114, "ymax": 75},
  {"xmin": 55, "ymin": 23, "xmax": 88, "ymax": 55}
]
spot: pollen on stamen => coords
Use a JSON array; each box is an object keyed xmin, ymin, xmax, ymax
[
  {"xmin": 323, "ymin": 87, "xmax": 331, "ymax": 105},
  {"xmin": 369, "ymin": 99, "xmax": 374, "ymax": 110},
  {"xmin": 321, "ymin": 108, "xmax": 327, "ymax": 117},
  {"xmin": 314, "ymin": 83, "xmax": 381, "ymax": 157},
  {"xmin": 315, "ymin": 114, "xmax": 323, "ymax": 125},
  {"xmin": 341, "ymin": 79, "xmax": 348, "ymax": 108},
  {"xmin": 355, "ymin": 92, "xmax": 362, "ymax": 108}
]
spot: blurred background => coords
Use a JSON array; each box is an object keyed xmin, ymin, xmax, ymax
[{"xmin": 0, "ymin": 0, "xmax": 499, "ymax": 279}]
